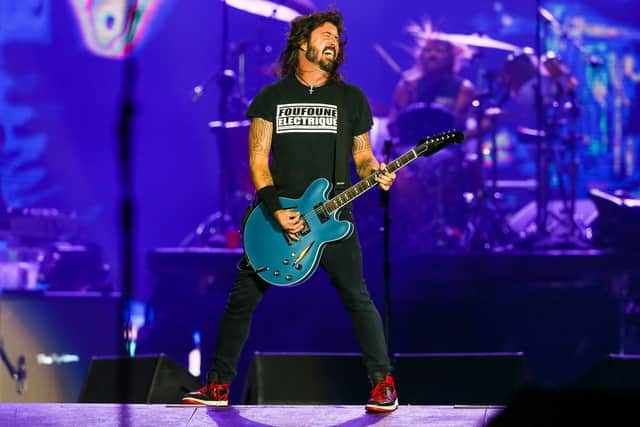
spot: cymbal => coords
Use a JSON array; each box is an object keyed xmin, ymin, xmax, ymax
[
  {"xmin": 226, "ymin": 0, "xmax": 316, "ymax": 22},
  {"xmin": 436, "ymin": 33, "xmax": 520, "ymax": 52}
]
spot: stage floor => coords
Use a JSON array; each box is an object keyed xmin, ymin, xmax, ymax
[{"xmin": 0, "ymin": 403, "xmax": 501, "ymax": 426}]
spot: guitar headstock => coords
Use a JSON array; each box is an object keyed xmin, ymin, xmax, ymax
[
  {"xmin": 415, "ymin": 130, "xmax": 465, "ymax": 156},
  {"xmin": 420, "ymin": 130, "xmax": 465, "ymax": 145}
]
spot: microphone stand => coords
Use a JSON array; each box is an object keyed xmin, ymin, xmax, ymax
[{"xmin": 381, "ymin": 139, "xmax": 392, "ymax": 356}]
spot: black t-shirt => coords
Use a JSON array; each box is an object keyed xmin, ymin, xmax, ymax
[{"xmin": 246, "ymin": 75, "xmax": 373, "ymax": 198}]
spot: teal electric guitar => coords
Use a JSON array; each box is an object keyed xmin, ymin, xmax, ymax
[{"xmin": 243, "ymin": 130, "xmax": 465, "ymax": 286}]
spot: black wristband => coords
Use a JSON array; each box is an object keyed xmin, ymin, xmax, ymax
[{"xmin": 257, "ymin": 185, "xmax": 282, "ymax": 215}]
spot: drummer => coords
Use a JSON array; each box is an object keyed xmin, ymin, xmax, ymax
[{"xmin": 387, "ymin": 31, "xmax": 475, "ymax": 139}]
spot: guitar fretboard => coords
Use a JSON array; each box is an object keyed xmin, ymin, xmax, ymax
[{"xmin": 319, "ymin": 131, "xmax": 463, "ymax": 216}]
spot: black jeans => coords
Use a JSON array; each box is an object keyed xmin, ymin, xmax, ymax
[{"xmin": 208, "ymin": 217, "xmax": 390, "ymax": 384}]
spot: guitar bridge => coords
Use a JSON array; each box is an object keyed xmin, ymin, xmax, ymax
[{"xmin": 294, "ymin": 241, "xmax": 314, "ymax": 265}]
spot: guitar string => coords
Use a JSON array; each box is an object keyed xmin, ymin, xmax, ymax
[{"xmin": 295, "ymin": 134, "xmax": 457, "ymax": 221}]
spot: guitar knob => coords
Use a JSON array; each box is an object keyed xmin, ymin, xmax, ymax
[
  {"xmin": 295, "ymin": 264, "xmax": 302, "ymax": 270},
  {"xmin": 283, "ymin": 259, "xmax": 290, "ymax": 265},
  {"xmin": 285, "ymin": 275, "xmax": 293, "ymax": 281},
  {"xmin": 273, "ymin": 270, "xmax": 280, "ymax": 276}
]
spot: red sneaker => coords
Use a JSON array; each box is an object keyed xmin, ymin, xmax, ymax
[
  {"xmin": 366, "ymin": 374, "xmax": 398, "ymax": 413},
  {"xmin": 181, "ymin": 381, "xmax": 230, "ymax": 406}
]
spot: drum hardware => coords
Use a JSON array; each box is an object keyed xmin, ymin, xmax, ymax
[
  {"xmin": 551, "ymin": 91, "xmax": 589, "ymax": 243},
  {"xmin": 462, "ymin": 72, "xmax": 517, "ymax": 250},
  {"xmin": 509, "ymin": 5, "xmax": 595, "ymax": 249},
  {"xmin": 511, "ymin": 90, "xmax": 591, "ymax": 249},
  {"xmin": 187, "ymin": 1, "xmax": 317, "ymax": 248}
]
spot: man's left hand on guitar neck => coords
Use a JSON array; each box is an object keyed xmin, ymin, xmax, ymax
[{"xmin": 373, "ymin": 163, "xmax": 396, "ymax": 191}]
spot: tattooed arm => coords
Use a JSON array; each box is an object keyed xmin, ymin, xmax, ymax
[
  {"xmin": 352, "ymin": 132, "xmax": 379, "ymax": 178},
  {"xmin": 248, "ymin": 117, "xmax": 305, "ymax": 238},
  {"xmin": 352, "ymin": 132, "xmax": 396, "ymax": 191},
  {"xmin": 249, "ymin": 117, "xmax": 274, "ymax": 190}
]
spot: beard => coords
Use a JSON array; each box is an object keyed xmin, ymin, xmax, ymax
[{"xmin": 305, "ymin": 46, "xmax": 337, "ymax": 73}]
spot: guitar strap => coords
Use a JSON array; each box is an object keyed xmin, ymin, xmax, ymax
[{"xmin": 333, "ymin": 82, "xmax": 352, "ymax": 198}]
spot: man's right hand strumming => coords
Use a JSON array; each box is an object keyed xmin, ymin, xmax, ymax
[{"xmin": 274, "ymin": 208, "xmax": 305, "ymax": 241}]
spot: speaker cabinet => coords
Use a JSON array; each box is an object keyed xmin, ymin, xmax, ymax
[
  {"xmin": 79, "ymin": 354, "xmax": 202, "ymax": 403},
  {"xmin": 243, "ymin": 352, "xmax": 368, "ymax": 404},
  {"xmin": 394, "ymin": 352, "xmax": 526, "ymax": 405}
]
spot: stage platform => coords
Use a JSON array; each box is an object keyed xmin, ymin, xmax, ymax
[{"xmin": 0, "ymin": 403, "xmax": 500, "ymax": 426}]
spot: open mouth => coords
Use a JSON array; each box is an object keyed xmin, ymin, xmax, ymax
[{"xmin": 323, "ymin": 49, "xmax": 335, "ymax": 59}]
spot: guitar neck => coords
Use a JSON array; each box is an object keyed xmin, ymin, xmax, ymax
[
  {"xmin": 322, "ymin": 150, "xmax": 415, "ymax": 214},
  {"xmin": 321, "ymin": 131, "xmax": 462, "ymax": 215}
]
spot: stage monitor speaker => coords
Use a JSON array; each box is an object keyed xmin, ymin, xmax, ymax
[
  {"xmin": 394, "ymin": 352, "xmax": 525, "ymax": 405},
  {"xmin": 242, "ymin": 352, "xmax": 368, "ymax": 404},
  {"xmin": 79, "ymin": 354, "xmax": 202, "ymax": 403}
]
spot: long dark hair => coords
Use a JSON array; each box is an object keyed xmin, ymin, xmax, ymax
[{"xmin": 277, "ymin": 11, "xmax": 347, "ymax": 81}]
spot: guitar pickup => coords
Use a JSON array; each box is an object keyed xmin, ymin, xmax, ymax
[{"xmin": 315, "ymin": 204, "xmax": 330, "ymax": 223}]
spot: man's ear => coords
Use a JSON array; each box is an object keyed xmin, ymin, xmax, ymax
[{"xmin": 300, "ymin": 41, "xmax": 308, "ymax": 52}]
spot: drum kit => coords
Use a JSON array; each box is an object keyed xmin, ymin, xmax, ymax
[{"xmin": 386, "ymin": 31, "xmax": 582, "ymax": 251}]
